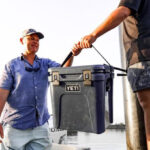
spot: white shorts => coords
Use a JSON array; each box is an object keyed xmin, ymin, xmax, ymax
[{"xmin": 0, "ymin": 122, "xmax": 52, "ymax": 150}]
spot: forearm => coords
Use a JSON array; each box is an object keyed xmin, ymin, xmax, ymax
[
  {"xmin": 91, "ymin": 6, "xmax": 131, "ymax": 38},
  {"xmin": 0, "ymin": 89, "xmax": 9, "ymax": 116},
  {"xmin": 63, "ymin": 56, "xmax": 74, "ymax": 67},
  {"xmin": 0, "ymin": 88, "xmax": 8, "ymax": 141},
  {"xmin": 0, "ymin": 101, "xmax": 5, "ymax": 117}
]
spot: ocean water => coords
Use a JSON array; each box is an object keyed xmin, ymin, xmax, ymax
[{"xmin": 66, "ymin": 129, "xmax": 126, "ymax": 150}]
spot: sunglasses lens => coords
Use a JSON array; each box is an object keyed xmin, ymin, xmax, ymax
[
  {"xmin": 34, "ymin": 68, "xmax": 40, "ymax": 72},
  {"xmin": 25, "ymin": 64, "xmax": 40, "ymax": 72},
  {"xmin": 25, "ymin": 67, "xmax": 33, "ymax": 72},
  {"xmin": 23, "ymin": 59, "xmax": 41, "ymax": 72}
]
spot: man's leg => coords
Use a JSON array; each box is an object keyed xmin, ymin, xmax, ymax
[
  {"xmin": 137, "ymin": 89, "xmax": 150, "ymax": 150},
  {"xmin": 25, "ymin": 138, "xmax": 52, "ymax": 150},
  {"xmin": 25, "ymin": 122, "xmax": 52, "ymax": 150},
  {"xmin": 0, "ymin": 124, "xmax": 32, "ymax": 150}
]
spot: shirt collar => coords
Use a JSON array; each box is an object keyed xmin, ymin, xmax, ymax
[{"xmin": 20, "ymin": 54, "xmax": 40, "ymax": 61}]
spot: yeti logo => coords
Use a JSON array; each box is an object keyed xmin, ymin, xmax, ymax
[{"xmin": 65, "ymin": 84, "xmax": 80, "ymax": 92}]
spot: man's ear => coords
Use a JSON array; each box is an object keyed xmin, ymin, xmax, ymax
[{"xmin": 20, "ymin": 38, "xmax": 24, "ymax": 45}]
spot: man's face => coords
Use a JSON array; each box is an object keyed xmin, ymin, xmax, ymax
[{"xmin": 22, "ymin": 34, "xmax": 40, "ymax": 54}]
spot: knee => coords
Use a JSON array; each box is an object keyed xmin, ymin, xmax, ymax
[
  {"xmin": 137, "ymin": 90, "xmax": 150, "ymax": 111},
  {"xmin": 138, "ymin": 98, "xmax": 150, "ymax": 111}
]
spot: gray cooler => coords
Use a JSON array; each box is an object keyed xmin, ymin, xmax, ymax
[{"xmin": 48, "ymin": 64, "xmax": 114, "ymax": 134}]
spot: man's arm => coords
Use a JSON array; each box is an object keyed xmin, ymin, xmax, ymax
[
  {"xmin": 63, "ymin": 48, "xmax": 82, "ymax": 67},
  {"xmin": 91, "ymin": 6, "xmax": 131, "ymax": 40},
  {"xmin": 0, "ymin": 88, "xmax": 9, "ymax": 143},
  {"xmin": 63, "ymin": 56, "xmax": 74, "ymax": 67},
  {"xmin": 73, "ymin": 6, "xmax": 131, "ymax": 49}
]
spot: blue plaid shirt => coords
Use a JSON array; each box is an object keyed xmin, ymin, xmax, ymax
[{"xmin": 0, "ymin": 56, "xmax": 60, "ymax": 129}]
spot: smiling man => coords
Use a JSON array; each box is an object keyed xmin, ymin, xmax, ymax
[{"xmin": 0, "ymin": 28, "xmax": 81, "ymax": 150}]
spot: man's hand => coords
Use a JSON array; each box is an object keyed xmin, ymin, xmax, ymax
[
  {"xmin": 72, "ymin": 34, "xmax": 97, "ymax": 53},
  {"xmin": 80, "ymin": 34, "xmax": 97, "ymax": 48},
  {"xmin": 72, "ymin": 41, "xmax": 82, "ymax": 56},
  {"xmin": 0, "ymin": 123, "xmax": 4, "ymax": 143}
]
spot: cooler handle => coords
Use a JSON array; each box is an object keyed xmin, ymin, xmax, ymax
[{"xmin": 61, "ymin": 52, "xmax": 73, "ymax": 67}]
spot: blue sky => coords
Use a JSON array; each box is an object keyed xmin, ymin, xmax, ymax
[{"xmin": 0, "ymin": 0, "xmax": 124, "ymax": 123}]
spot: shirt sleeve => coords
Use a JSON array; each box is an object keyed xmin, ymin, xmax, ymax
[
  {"xmin": 118, "ymin": 0, "xmax": 142, "ymax": 14},
  {"xmin": 46, "ymin": 59, "xmax": 61, "ymax": 68},
  {"xmin": 0, "ymin": 63, "xmax": 14, "ymax": 90}
]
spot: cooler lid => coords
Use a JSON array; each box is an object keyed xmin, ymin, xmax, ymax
[{"xmin": 48, "ymin": 64, "xmax": 114, "ymax": 75}]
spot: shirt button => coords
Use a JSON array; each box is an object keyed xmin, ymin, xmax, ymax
[
  {"xmin": 35, "ymin": 96, "xmax": 38, "ymax": 99},
  {"xmin": 35, "ymin": 86, "xmax": 37, "ymax": 89}
]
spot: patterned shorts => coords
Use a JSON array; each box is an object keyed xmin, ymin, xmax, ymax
[{"xmin": 127, "ymin": 61, "xmax": 150, "ymax": 92}]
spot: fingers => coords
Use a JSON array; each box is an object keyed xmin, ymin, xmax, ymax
[
  {"xmin": 72, "ymin": 41, "xmax": 81, "ymax": 50},
  {"xmin": 72, "ymin": 41, "xmax": 82, "ymax": 56},
  {"xmin": 72, "ymin": 34, "xmax": 96, "ymax": 56},
  {"xmin": 0, "ymin": 124, "xmax": 4, "ymax": 143},
  {"xmin": 80, "ymin": 36, "xmax": 91, "ymax": 48},
  {"xmin": 72, "ymin": 47, "xmax": 82, "ymax": 56}
]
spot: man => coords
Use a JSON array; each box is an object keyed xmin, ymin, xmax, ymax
[
  {"xmin": 72, "ymin": 0, "xmax": 150, "ymax": 149},
  {"xmin": 0, "ymin": 28, "xmax": 81, "ymax": 150}
]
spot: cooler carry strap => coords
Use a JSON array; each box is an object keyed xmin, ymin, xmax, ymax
[{"xmin": 61, "ymin": 45, "xmax": 127, "ymax": 75}]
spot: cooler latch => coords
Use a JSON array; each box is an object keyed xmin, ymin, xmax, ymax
[
  {"xmin": 83, "ymin": 70, "xmax": 92, "ymax": 85},
  {"xmin": 52, "ymin": 72, "xmax": 59, "ymax": 85}
]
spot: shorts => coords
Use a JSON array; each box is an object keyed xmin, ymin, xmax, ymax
[
  {"xmin": 127, "ymin": 61, "xmax": 150, "ymax": 92},
  {"xmin": 0, "ymin": 122, "xmax": 52, "ymax": 150}
]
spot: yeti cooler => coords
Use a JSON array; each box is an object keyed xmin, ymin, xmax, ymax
[{"xmin": 48, "ymin": 64, "xmax": 114, "ymax": 134}]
